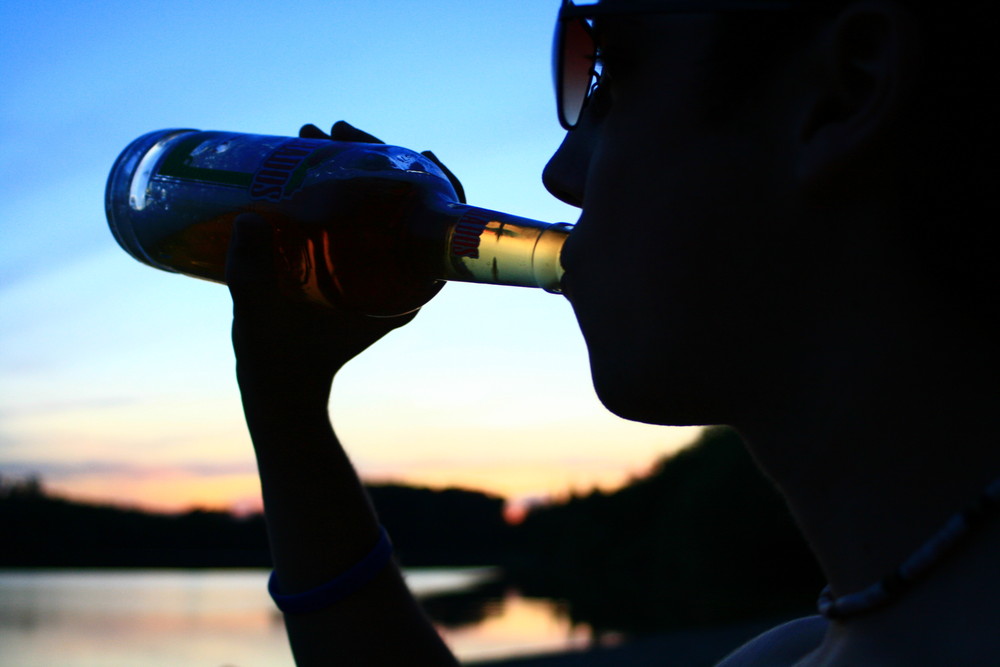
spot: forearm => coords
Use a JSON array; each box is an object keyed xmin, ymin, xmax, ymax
[
  {"xmin": 226, "ymin": 207, "xmax": 454, "ymax": 663},
  {"xmin": 240, "ymin": 380, "xmax": 458, "ymax": 666}
]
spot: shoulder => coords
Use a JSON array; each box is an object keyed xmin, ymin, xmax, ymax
[{"xmin": 716, "ymin": 615, "xmax": 828, "ymax": 667}]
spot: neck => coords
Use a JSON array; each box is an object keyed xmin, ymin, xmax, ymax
[
  {"xmin": 771, "ymin": 419, "xmax": 1000, "ymax": 597},
  {"xmin": 736, "ymin": 307, "xmax": 1000, "ymax": 610},
  {"xmin": 801, "ymin": 515, "xmax": 1000, "ymax": 664},
  {"xmin": 739, "ymin": 356, "xmax": 1000, "ymax": 664},
  {"xmin": 733, "ymin": 196, "xmax": 1000, "ymax": 595}
]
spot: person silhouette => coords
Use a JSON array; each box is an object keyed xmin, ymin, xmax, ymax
[{"xmin": 227, "ymin": 1, "xmax": 1000, "ymax": 664}]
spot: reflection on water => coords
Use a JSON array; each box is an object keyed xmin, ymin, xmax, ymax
[
  {"xmin": 439, "ymin": 591, "xmax": 594, "ymax": 662},
  {"xmin": 0, "ymin": 570, "xmax": 291, "ymax": 667},
  {"xmin": 419, "ymin": 574, "xmax": 594, "ymax": 662},
  {"xmin": 0, "ymin": 569, "xmax": 591, "ymax": 666}
]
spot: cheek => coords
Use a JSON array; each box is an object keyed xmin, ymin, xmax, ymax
[
  {"xmin": 562, "ymin": 180, "xmax": 766, "ymax": 422},
  {"xmin": 571, "ymin": 298, "xmax": 667, "ymax": 422},
  {"xmin": 564, "ymin": 214, "xmax": 678, "ymax": 417}
]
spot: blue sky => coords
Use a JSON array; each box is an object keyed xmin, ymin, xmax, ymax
[{"xmin": 0, "ymin": 1, "xmax": 699, "ymax": 512}]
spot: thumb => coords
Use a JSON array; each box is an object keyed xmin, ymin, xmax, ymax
[{"xmin": 226, "ymin": 212, "xmax": 277, "ymax": 295}]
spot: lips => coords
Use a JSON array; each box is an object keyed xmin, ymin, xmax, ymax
[
  {"xmin": 559, "ymin": 271, "xmax": 574, "ymax": 300},
  {"xmin": 558, "ymin": 248, "xmax": 574, "ymax": 300},
  {"xmin": 557, "ymin": 220, "xmax": 580, "ymax": 300}
]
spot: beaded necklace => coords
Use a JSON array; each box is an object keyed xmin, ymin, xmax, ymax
[{"xmin": 817, "ymin": 476, "xmax": 1000, "ymax": 619}]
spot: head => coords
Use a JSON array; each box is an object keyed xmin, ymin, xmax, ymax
[{"xmin": 545, "ymin": 0, "xmax": 998, "ymax": 428}]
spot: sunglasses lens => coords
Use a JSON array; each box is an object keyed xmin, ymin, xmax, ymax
[{"xmin": 559, "ymin": 17, "xmax": 594, "ymax": 128}]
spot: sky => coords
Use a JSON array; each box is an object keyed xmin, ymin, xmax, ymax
[{"xmin": 0, "ymin": 0, "xmax": 700, "ymax": 515}]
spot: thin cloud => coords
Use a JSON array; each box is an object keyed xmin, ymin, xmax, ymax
[
  {"xmin": 0, "ymin": 460, "xmax": 257, "ymax": 482},
  {"xmin": 0, "ymin": 396, "xmax": 139, "ymax": 420}
]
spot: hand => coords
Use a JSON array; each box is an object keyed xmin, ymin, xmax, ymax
[
  {"xmin": 228, "ymin": 120, "xmax": 462, "ymax": 408},
  {"xmin": 227, "ymin": 213, "xmax": 416, "ymax": 409},
  {"xmin": 300, "ymin": 121, "xmax": 467, "ymax": 203}
]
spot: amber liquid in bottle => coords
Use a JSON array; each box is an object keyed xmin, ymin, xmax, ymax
[{"xmin": 108, "ymin": 130, "xmax": 571, "ymax": 316}]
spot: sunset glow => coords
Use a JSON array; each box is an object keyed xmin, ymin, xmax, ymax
[{"xmin": 0, "ymin": 1, "xmax": 702, "ymax": 518}]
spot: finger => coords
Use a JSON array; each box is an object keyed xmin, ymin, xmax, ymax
[
  {"xmin": 226, "ymin": 213, "xmax": 277, "ymax": 295},
  {"xmin": 421, "ymin": 150, "xmax": 467, "ymax": 204},
  {"xmin": 299, "ymin": 123, "xmax": 330, "ymax": 139},
  {"xmin": 330, "ymin": 120, "xmax": 384, "ymax": 144}
]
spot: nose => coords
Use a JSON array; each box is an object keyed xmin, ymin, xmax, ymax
[{"xmin": 543, "ymin": 127, "xmax": 592, "ymax": 209}]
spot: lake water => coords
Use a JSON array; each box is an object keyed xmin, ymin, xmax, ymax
[{"xmin": 0, "ymin": 568, "xmax": 594, "ymax": 666}]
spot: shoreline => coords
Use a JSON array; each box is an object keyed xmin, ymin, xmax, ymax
[{"xmin": 464, "ymin": 617, "xmax": 791, "ymax": 666}]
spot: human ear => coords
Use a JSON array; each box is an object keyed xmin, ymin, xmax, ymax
[{"xmin": 796, "ymin": 1, "xmax": 919, "ymax": 190}]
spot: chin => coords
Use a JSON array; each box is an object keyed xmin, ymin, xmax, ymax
[{"xmin": 589, "ymin": 357, "xmax": 706, "ymax": 427}]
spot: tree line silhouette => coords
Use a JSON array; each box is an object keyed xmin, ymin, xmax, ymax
[
  {"xmin": 0, "ymin": 477, "xmax": 505, "ymax": 568},
  {"xmin": 1, "ymin": 427, "xmax": 823, "ymax": 630},
  {"xmin": 507, "ymin": 426, "xmax": 824, "ymax": 631}
]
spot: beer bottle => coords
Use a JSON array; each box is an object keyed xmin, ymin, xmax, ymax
[{"xmin": 106, "ymin": 129, "xmax": 573, "ymax": 316}]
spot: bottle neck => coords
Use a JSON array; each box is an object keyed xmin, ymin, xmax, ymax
[{"xmin": 427, "ymin": 201, "xmax": 572, "ymax": 292}]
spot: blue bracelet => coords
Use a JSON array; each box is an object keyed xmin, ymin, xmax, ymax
[{"xmin": 268, "ymin": 525, "xmax": 393, "ymax": 614}]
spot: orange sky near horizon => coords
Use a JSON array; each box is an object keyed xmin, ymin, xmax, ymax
[{"xmin": 34, "ymin": 424, "xmax": 703, "ymax": 517}]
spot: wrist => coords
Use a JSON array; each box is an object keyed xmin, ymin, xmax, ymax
[
  {"xmin": 269, "ymin": 525, "xmax": 394, "ymax": 613},
  {"xmin": 237, "ymin": 356, "xmax": 336, "ymax": 399},
  {"xmin": 238, "ymin": 375, "xmax": 333, "ymax": 424}
]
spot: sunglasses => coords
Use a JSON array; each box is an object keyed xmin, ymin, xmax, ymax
[{"xmin": 553, "ymin": 0, "xmax": 838, "ymax": 130}]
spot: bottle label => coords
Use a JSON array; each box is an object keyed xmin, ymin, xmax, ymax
[
  {"xmin": 154, "ymin": 133, "xmax": 331, "ymax": 201},
  {"xmin": 157, "ymin": 133, "xmax": 254, "ymax": 188},
  {"xmin": 451, "ymin": 209, "xmax": 492, "ymax": 259}
]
